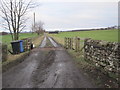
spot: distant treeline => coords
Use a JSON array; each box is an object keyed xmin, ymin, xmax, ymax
[
  {"xmin": 0, "ymin": 32, "xmax": 9, "ymax": 35},
  {"xmin": 1, "ymin": 26, "xmax": 118, "ymax": 35},
  {"xmin": 47, "ymin": 26, "xmax": 118, "ymax": 33}
]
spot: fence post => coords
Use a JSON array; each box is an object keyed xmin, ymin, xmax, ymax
[
  {"xmin": 75, "ymin": 37, "xmax": 77, "ymax": 52},
  {"xmin": 78, "ymin": 37, "xmax": 80, "ymax": 52},
  {"xmin": 28, "ymin": 38, "xmax": 32, "ymax": 50},
  {"xmin": 2, "ymin": 44, "xmax": 8, "ymax": 62},
  {"xmin": 69, "ymin": 38, "xmax": 71, "ymax": 49},
  {"xmin": 64, "ymin": 37, "xmax": 66, "ymax": 49},
  {"xmin": 71, "ymin": 38, "xmax": 73, "ymax": 49},
  {"xmin": 66, "ymin": 38, "xmax": 68, "ymax": 49},
  {"xmin": 68, "ymin": 38, "xmax": 70, "ymax": 49},
  {"xmin": 65, "ymin": 37, "xmax": 69, "ymax": 49},
  {"xmin": 68, "ymin": 38, "xmax": 69, "ymax": 49}
]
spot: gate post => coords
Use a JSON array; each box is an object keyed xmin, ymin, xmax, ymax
[
  {"xmin": 71, "ymin": 38, "xmax": 73, "ymax": 49},
  {"xmin": 78, "ymin": 37, "xmax": 80, "ymax": 52},
  {"xmin": 75, "ymin": 37, "xmax": 78, "ymax": 52},
  {"xmin": 64, "ymin": 37, "xmax": 66, "ymax": 49},
  {"xmin": 2, "ymin": 44, "xmax": 8, "ymax": 62}
]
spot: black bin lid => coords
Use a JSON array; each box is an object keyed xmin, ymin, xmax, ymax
[{"xmin": 11, "ymin": 40, "xmax": 21, "ymax": 44}]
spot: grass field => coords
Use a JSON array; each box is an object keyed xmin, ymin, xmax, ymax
[
  {"xmin": 1, "ymin": 33, "xmax": 38, "ymax": 51},
  {"xmin": 2, "ymin": 33, "xmax": 38, "ymax": 44},
  {"xmin": 49, "ymin": 29, "xmax": 118, "ymax": 42}
]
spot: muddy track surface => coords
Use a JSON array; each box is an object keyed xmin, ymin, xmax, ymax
[{"xmin": 3, "ymin": 36, "xmax": 98, "ymax": 88}]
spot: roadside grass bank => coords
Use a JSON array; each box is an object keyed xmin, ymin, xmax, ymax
[
  {"xmin": 2, "ymin": 34, "xmax": 44, "ymax": 72},
  {"xmin": 49, "ymin": 32, "xmax": 119, "ymax": 88},
  {"xmin": 2, "ymin": 51, "xmax": 30, "ymax": 72}
]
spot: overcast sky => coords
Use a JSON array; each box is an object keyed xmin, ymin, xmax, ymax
[{"xmin": 0, "ymin": 0, "xmax": 118, "ymax": 32}]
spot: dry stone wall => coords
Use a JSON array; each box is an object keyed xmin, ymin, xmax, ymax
[{"xmin": 84, "ymin": 38, "xmax": 120, "ymax": 74}]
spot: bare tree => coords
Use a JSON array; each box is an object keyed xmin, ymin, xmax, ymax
[
  {"xmin": 0, "ymin": 0, "xmax": 36, "ymax": 40},
  {"xmin": 32, "ymin": 21, "xmax": 44, "ymax": 35}
]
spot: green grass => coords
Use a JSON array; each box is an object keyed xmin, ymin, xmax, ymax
[
  {"xmin": 50, "ymin": 29, "xmax": 118, "ymax": 42},
  {"xmin": 1, "ymin": 33, "xmax": 38, "ymax": 50},
  {"xmin": 2, "ymin": 33, "xmax": 37, "ymax": 44}
]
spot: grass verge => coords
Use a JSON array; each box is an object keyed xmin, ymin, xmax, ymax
[{"xmin": 2, "ymin": 51, "xmax": 30, "ymax": 72}]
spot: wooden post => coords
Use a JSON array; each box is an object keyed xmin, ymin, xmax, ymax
[
  {"xmin": 26, "ymin": 39, "xmax": 28, "ymax": 50},
  {"xmin": 66, "ymin": 38, "xmax": 68, "ymax": 49},
  {"xmin": 28, "ymin": 38, "xmax": 32, "ymax": 50},
  {"xmin": 71, "ymin": 38, "xmax": 73, "ymax": 49},
  {"xmin": 68, "ymin": 38, "xmax": 69, "ymax": 49},
  {"xmin": 75, "ymin": 37, "xmax": 77, "ymax": 52},
  {"xmin": 67, "ymin": 38, "xmax": 69, "ymax": 49},
  {"xmin": 64, "ymin": 37, "xmax": 66, "ymax": 49},
  {"xmin": 69, "ymin": 38, "xmax": 70, "ymax": 49},
  {"xmin": 65, "ymin": 38, "xmax": 67, "ymax": 49},
  {"xmin": 2, "ymin": 44, "xmax": 7, "ymax": 62},
  {"xmin": 65, "ymin": 37, "xmax": 69, "ymax": 49},
  {"xmin": 73, "ymin": 37, "xmax": 75, "ymax": 50},
  {"xmin": 68, "ymin": 38, "xmax": 70, "ymax": 49},
  {"xmin": 22, "ymin": 39, "xmax": 27, "ymax": 51},
  {"xmin": 78, "ymin": 37, "xmax": 80, "ymax": 52},
  {"xmin": 25, "ymin": 39, "xmax": 27, "ymax": 51},
  {"xmin": 70, "ymin": 38, "xmax": 71, "ymax": 49}
]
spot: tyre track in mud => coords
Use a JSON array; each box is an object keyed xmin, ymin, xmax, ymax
[{"xmin": 3, "ymin": 35, "xmax": 98, "ymax": 88}]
